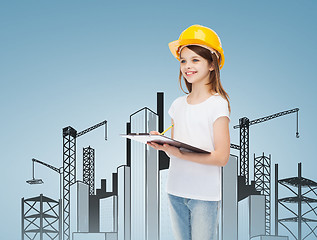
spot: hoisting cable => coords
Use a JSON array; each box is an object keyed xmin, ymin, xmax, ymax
[{"xmin": 296, "ymin": 110, "xmax": 300, "ymax": 138}]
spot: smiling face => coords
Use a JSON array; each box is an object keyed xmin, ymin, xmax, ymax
[{"xmin": 179, "ymin": 46, "xmax": 214, "ymax": 85}]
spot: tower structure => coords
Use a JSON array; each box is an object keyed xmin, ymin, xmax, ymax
[
  {"xmin": 83, "ymin": 146, "xmax": 95, "ymax": 195},
  {"xmin": 62, "ymin": 126, "xmax": 77, "ymax": 240},
  {"xmin": 254, "ymin": 152, "xmax": 271, "ymax": 235},
  {"xmin": 275, "ymin": 163, "xmax": 317, "ymax": 240},
  {"xmin": 22, "ymin": 194, "xmax": 61, "ymax": 240}
]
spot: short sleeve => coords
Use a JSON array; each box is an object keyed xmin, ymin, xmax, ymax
[
  {"xmin": 168, "ymin": 99, "xmax": 177, "ymax": 119},
  {"xmin": 212, "ymin": 98, "xmax": 230, "ymax": 124}
]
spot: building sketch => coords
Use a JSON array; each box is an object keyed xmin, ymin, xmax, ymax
[
  {"xmin": 238, "ymin": 195, "xmax": 266, "ymax": 239},
  {"xmin": 117, "ymin": 165, "xmax": 131, "ymax": 240},
  {"xmin": 100, "ymin": 196, "xmax": 118, "ymax": 232},
  {"xmin": 159, "ymin": 169, "xmax": 174, "ymax": 240},
  {"xmin": 130, "ymin": 106, "xmax": 159, "ymax": 240},
  {"xmin": 89, "ymin": 175, "xmax": 118, "ymax": 233},
  {"xmin": 221, "ymin": 154, "xmax": 238, "ymax": 240},
  {"xmin": 23, "ymin": 92, "xmax": 314, "ymax": 240},
  {"xmin": 70, "ymin": 181, "xmax": 89, "ymax": 233}
]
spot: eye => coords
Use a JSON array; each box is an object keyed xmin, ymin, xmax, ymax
[
  {"xmin": 180, "ymin": 59, "xmax": 186, "ymax": 64},
  {"xmin": 192, "ymin": 59, "xmax": 199, "ymax": 62}
]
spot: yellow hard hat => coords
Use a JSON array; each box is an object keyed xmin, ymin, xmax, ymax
[{"xmin": 168, "ymin": 24, "xmax": 225, "ymax": 69}]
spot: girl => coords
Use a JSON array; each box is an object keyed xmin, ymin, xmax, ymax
[{"xmin": 147, "ymin": 24, "xmax": 231, "ymax": 240}]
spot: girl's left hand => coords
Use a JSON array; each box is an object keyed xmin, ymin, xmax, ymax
[{"xmin": 147, "ymin": 141, "xmax": 181, "ymax": 158}]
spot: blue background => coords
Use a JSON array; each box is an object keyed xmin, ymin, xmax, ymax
[{"xmin": 1, "ymin": 0, "xmax": 316, "ymax": 239}]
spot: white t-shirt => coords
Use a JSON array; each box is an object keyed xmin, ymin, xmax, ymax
[{"xmin": 167, "ymin": 93, "xmax": 230, "ymax": 201}]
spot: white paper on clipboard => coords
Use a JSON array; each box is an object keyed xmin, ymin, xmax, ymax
[{"xmin": 120, "ymin": 133, "xmax": 210, "ymax": 154}]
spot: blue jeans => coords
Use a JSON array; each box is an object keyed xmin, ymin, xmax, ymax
[{"xmin": 167, "ymin": 193, "xmax": 220, "ymax": 240}]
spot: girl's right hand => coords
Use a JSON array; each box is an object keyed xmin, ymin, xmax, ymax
[{"xmin": 150, "ymin": 131, "xmax": 160, "ymax": 135}]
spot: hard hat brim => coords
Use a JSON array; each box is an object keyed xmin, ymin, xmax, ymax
[{"xmin": 168, "ymin": 39, "xmax": 225, "ymax": 69}]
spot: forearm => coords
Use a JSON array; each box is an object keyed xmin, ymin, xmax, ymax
[{"xmin": 178, "ymin": 149, "xmax": 228, "ymax": 166}]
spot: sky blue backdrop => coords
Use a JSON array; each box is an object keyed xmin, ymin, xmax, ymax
[{"xmin": 1, "ymin": 0, "xmax": 316, "ymax": 239}]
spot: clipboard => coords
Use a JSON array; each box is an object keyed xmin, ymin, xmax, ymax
[{"xmin": 120, "ymin": 133, "xmax": 210, "ymax": 154}]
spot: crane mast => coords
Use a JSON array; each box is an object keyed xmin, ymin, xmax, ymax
[{"xmin": 62, "ymin": 120, "xmax": 107, "ymax": 240}]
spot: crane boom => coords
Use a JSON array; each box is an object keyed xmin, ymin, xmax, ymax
[
  {"xmin": 77, "ymin": 120, "xmax": 107, "ymax": 139},
  {"xmin": 230, "ymin": 143, "xmax": 240, "ymax": 150},
  {"xmin": 32, "ymin": 158, "xmax": 61, "ymax": 173},
  {"xmin": 234, "ymin": 108, "xmax": 299, "ymax": 131},
  {"xmin": 249, "ymin": 108, "xmax": 299, "ymax": 127}
]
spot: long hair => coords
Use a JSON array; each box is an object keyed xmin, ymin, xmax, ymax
[{"xmin": 178, "ymin": 45, "xmax": 231, "ymax": 113}]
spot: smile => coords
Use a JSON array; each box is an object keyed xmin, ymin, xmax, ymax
[{"xmin": 185, "ymin": 71, "xmax": 197, "ymax": 76}]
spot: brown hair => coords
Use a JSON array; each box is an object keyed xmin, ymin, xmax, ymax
[{"xmin": 178, "ymin": 45, "xmax": 231, "ymax": 113}]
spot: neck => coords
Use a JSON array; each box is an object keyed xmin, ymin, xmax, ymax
[{"xmin": 190, "ymin": 78, "xmax": 214, "ymax": 99}]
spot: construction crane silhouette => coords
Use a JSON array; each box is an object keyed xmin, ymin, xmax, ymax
[
  {"xmin": 26, "ymin": 158, "xmax": 63, "ymax": 240},
  {"xmin": 62, "ymin": 120, "xmax": 107, "ymax": 240},
  {"xmin": 232, "ymin": 108, "xmax": 300, "ymax": 185},
  {"xmin": 27, "ymin": 158, "xmax": 62, "ymax": 184},
  {"xmin": 27, "ymin": 158, "xmax": 63, "ymax": 197}
]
